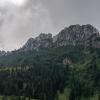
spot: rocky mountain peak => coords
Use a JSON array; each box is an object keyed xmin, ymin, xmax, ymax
[
  {"xmin": 54, "ymin": 24, "xmax": 100, "ymax": 47},
  {"xmin": 21, "ymin": 33, "xmax": 53, "ymax": 51},
  {"xmin": 21, "ymin": 24, "xmax": 100, "ymax": 51},
  {"xmin": 36, "ymin": 33, "xmax": 52, "ymax": 41}
]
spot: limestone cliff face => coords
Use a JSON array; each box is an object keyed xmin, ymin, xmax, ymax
[
  {"xmin": 21, "ymin": 24, "xmax": 100, "ymax": 51},
  {"xmin": 53, "ymin": 24, "xmax": 100, "ymax": 47},
  {"xmin": 22, "ymin": 33, "xmax": 52, "ymax": 51}
]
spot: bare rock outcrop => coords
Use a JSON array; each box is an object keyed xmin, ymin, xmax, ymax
[
  {"xmin": 22, "ymin": 33, "xmax": 52, "ymax": 51},
  {"xmin": 21, "ymin": 24, "xmax": 100, "ymax": 51}
]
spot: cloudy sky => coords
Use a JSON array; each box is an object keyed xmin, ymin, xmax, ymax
[{"xmin": 0, "ymin": 0, "xmax": 100, "ymax": 51}]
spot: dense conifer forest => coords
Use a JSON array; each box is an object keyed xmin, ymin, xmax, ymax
[{"xmin": 0, "ymin": 45, "xmax": 99, "ymax": 100}]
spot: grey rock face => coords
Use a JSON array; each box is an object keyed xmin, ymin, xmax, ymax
[
  {"xmin": 21, "ymin": 24, "xmax": 100, "ymax": 51},
  {"xmin": 0, "ymin": 51, "xmax": 6, "ymax": 56},
  {"xmin": 0, "ymin": 51, "xmax": 10, "ymax": 56},
  {"xmin": 22, "ymin": 33, "xmax": 53, "ymax": 51},
  {"xmin": 53, "ymin": 24, "xmax": 100, "ymax": 47}
]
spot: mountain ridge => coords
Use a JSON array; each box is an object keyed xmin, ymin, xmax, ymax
[
  {"xmin": 20, "ymin": 24, "xmax": 100, "ymax": 52},
  {"xmin": 0, "ymin": 25, "xmax": 100, "ymax": 100},
  {"xmin": 0, "ymin": 24, "xmax": 100, "ymax": 55}
]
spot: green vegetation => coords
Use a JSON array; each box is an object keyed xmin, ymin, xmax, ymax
[
  {"xmin": 0, "ymin": 96, "xmax": 36, "ymax": 100},
  {"xmin": 56, "ymin": 88, "xmax": 99, "ymax": 100},
  {"xmin": 0, "ymin": 46, "xmax": 99, "ymax": 100}
]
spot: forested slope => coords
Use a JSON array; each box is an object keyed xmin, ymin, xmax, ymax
[{"xmin": 0, "ymin": 46, "xmax": 99, "ymax": 100}]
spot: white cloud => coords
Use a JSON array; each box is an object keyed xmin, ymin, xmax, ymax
[
  {"xmin": 0, "ymin": 0, "xmax": 54, "ymax": 51},
  {"xmin": 0, "ymin": 0, "xmax": 26, "ymax": 6}
]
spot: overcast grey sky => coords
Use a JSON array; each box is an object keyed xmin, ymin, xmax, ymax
[{"xmin": 0, "ymin": 0, "xmax": 100, "ymax": 51}]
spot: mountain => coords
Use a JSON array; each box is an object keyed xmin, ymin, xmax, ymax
[
  {"xmin": 0, "ymin": 24, "xmax": 100, "ymax": 100},
  {"xmin": 21, "ymin": 24, "xmax": 100, "ymax": 52},
  {"xmin": 0, "ymin": 50, "xmax": 10, "ymax": 56},
  {"xmin": 21, "ymin": 33, "xmax": 53, "ymax": 51},
  {"xmin": 0, "ymin": 24, "xmax": 99, "ymax": 66},
  {"xmin": 53, "ymin": 24, "xmax": 100, "ymax": 47}
]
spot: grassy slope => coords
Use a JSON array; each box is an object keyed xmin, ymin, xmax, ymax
[
  {"xmin": 57, "ymin": 88, "xmax": 70, "ymax": 100},
  {"xmin": 57, "ymin": 88, "xmax": 99, "ymax": 100},
  {"xmin": 0, "ymin": 96, "xmax": 37, "ymax": 100}
]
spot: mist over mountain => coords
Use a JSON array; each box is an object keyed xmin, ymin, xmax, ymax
[{"xmin": 0, "ymin": 0, "xmax": 100, "ymax": 51}]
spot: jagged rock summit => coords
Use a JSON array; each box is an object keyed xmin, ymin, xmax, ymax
[
  {"xmin": 21, "ymin": 24, "xmax": 100, "ymax": 51},
  {"xmin": 22, "ymin": 33, "xmax": 52, "ymax": 51},
  {"xmin": 53, "ymin": 24, "xmax": 100, "ymax": 47}
]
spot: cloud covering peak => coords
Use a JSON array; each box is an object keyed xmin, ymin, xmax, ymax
[
  {"xmin": 0, "ymin": 0, "xmax": 100, "ymax": 51},
  {"xmin": 0, "ymin": 0, "xmax": 26, "ymax": 7},
  {"xmin": 0, "ymin": 0, "xmax": 54, "ymax": 51}
]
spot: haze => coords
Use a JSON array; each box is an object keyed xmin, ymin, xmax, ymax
[{"xmin": 0, "ymin": 0, "xmax": 100, "ymax": 51}]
